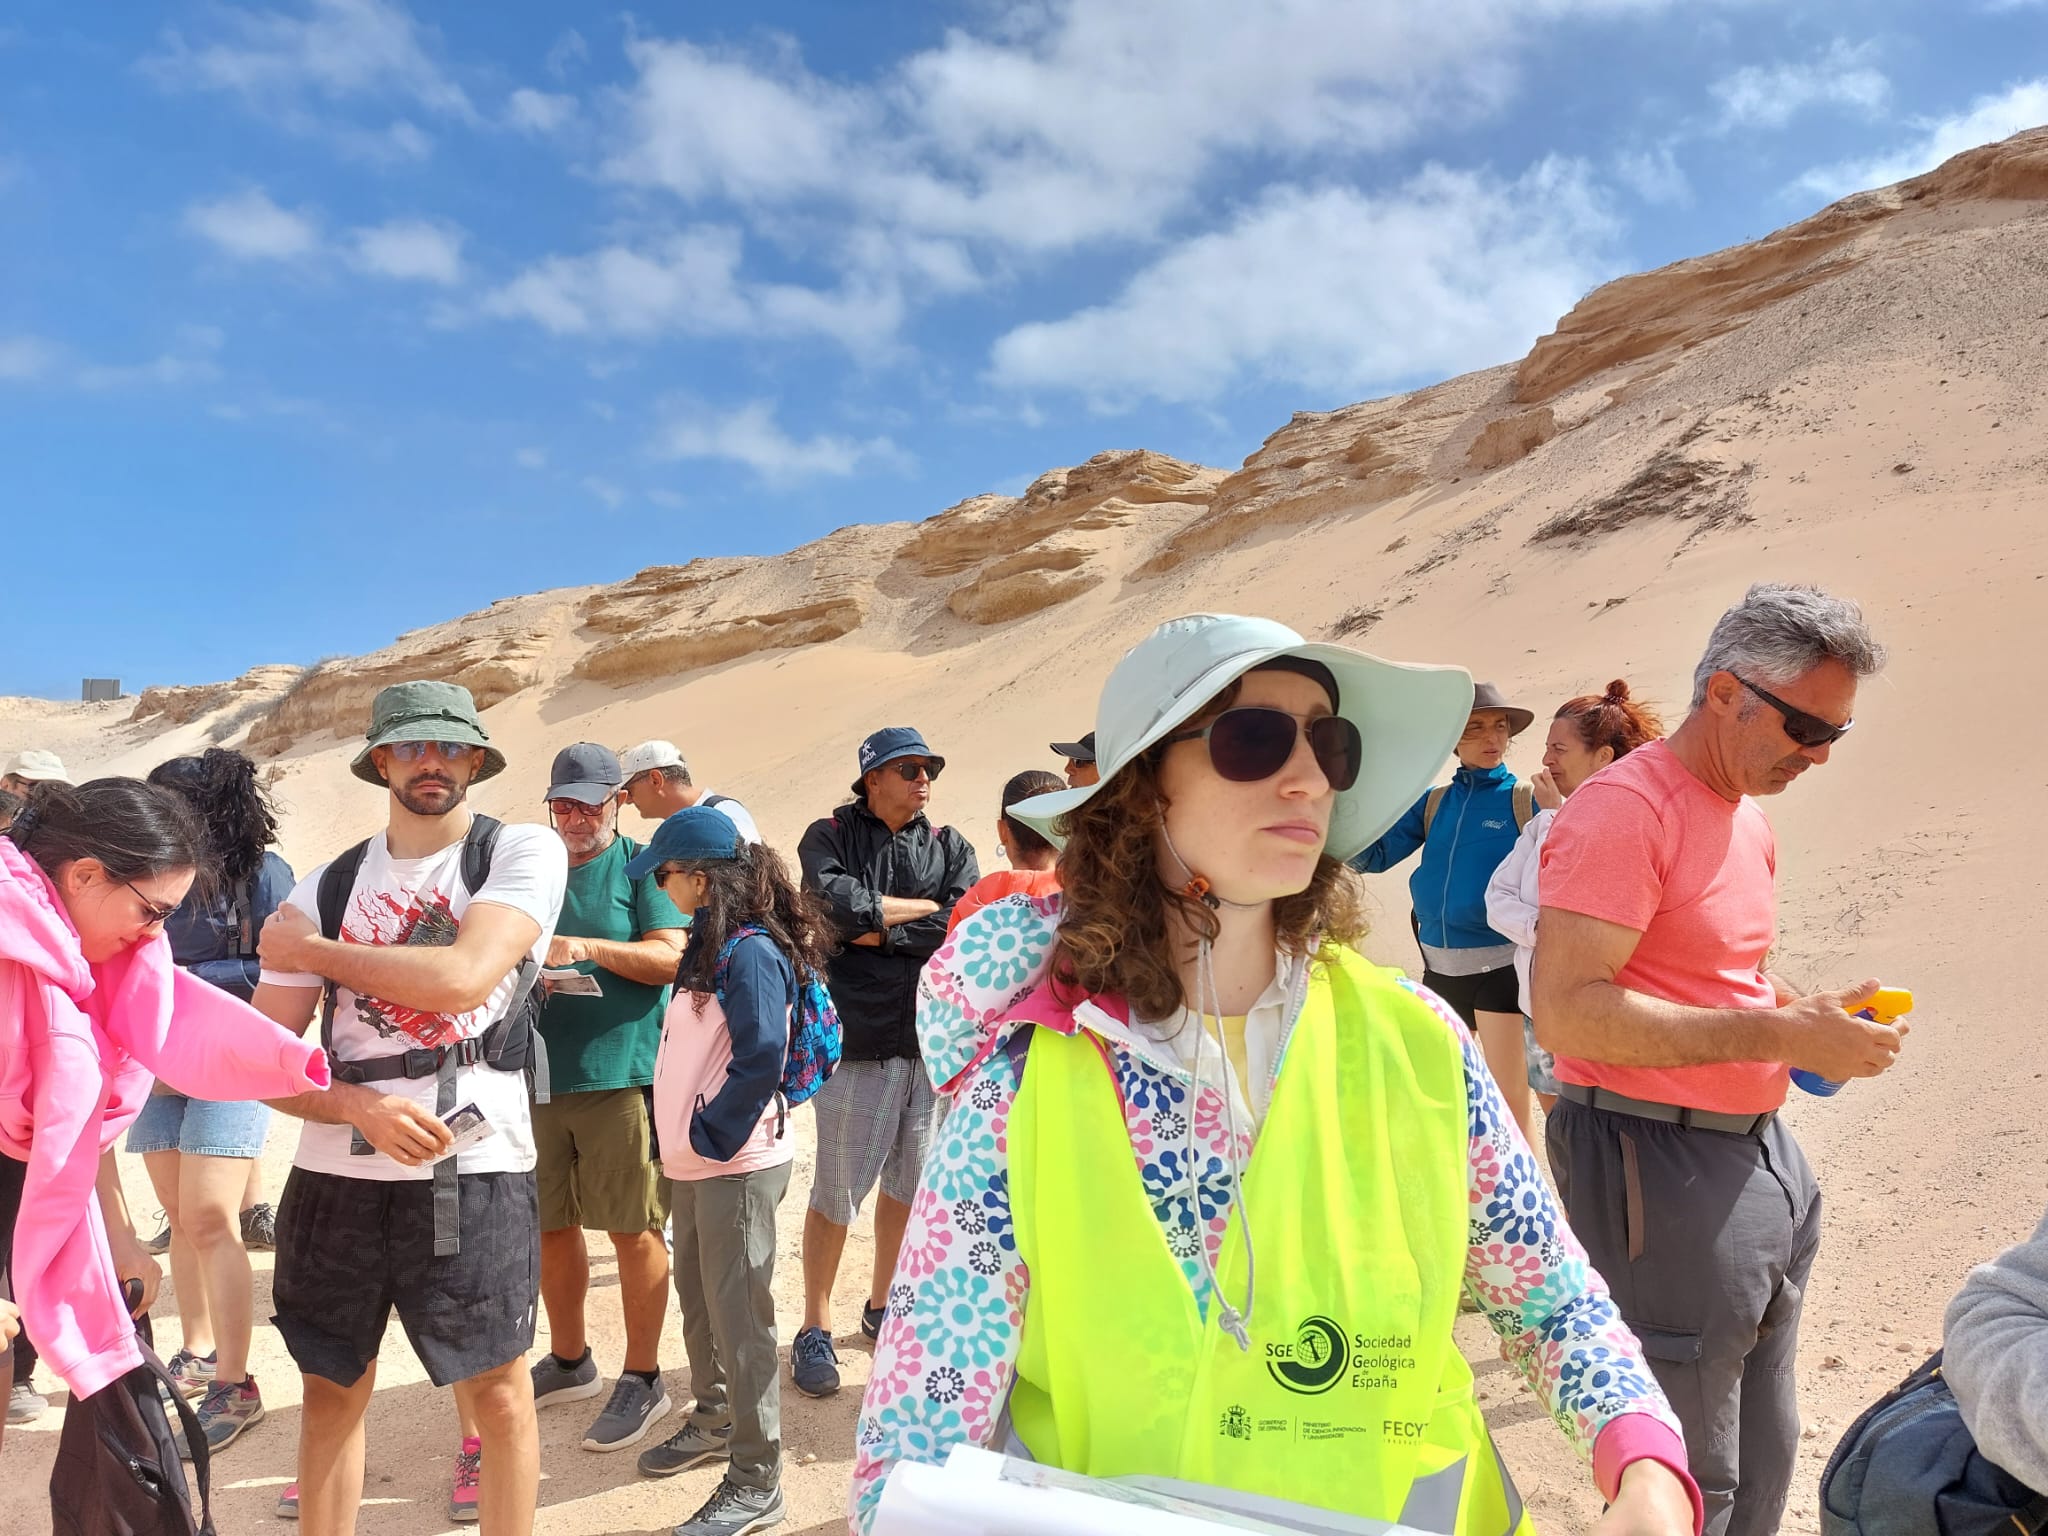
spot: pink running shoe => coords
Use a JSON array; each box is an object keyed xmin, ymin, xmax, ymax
[
  {"xmin": 275, "ymin": 1483, "xmax": 298, "ymax": 1520},
  {"xmin": 449, "ymin": 1436, "xmax": 483, "ymax": 1523}
]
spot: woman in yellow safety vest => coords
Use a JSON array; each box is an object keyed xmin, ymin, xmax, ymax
[{"xmin": 849, "ymin": 614, "xmax": 1702, "ymax": 1536}]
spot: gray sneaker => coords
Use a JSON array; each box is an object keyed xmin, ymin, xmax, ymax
[
  {"xmin": 638, "ymin": 1420, "xmax": 732, "ymax": 1478},
  {"xmin": 7, "ymin": 1381, "xmax": 47, "ymax": 1425},
  {"xmin": 530, "ymin": 1349, "xmax": 603, "ymax": 1409},
  {"xmin": 583, "ymin": 1373, "xmax": 672, "ymax": 1452},
  {"xmin": 673, "ymin": 1478, "xmax": 784, "ymax": 1536}
]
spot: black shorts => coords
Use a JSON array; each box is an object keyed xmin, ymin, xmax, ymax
[
  {"xmin": 1420, "ymin": 963, "xmax": 1520, "ymax": 1028},
  {"xmin": 271, "ymin": 1168, "xmax": 539, "ymax": 1389}
]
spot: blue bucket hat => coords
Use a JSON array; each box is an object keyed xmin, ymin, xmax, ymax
[
  {"xmin": 852, "ymin": 726, "xmax": 944, "ymax": 799},
  {"xmin": 622, "ymin": 805, "xmax": 744, "ymax": 880}
]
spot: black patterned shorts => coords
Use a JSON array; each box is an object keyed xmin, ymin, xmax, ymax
[{"xmin": 271, "ymin": 1168, "xmax": 538, "ymax": 1388}]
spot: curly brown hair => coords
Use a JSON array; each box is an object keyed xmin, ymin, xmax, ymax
[
  {"xmin": 1051, "ymin": 677, "xmax": 1372, "ymax": 1021},
  {"xmin": 667, "ymin": 842, "xmax": 835, "ymax": 997}
]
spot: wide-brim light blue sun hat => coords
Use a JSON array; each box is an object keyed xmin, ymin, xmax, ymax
[{"xmin": 1007, "ymin": 613, "xmax": 1474, "ymax": 863}]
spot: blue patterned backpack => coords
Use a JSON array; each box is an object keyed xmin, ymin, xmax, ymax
[{"xmin": 714, "ymin": 925, "xmax": 842, "ymax": 1110}]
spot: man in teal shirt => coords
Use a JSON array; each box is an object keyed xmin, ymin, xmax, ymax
[{"xmin": 527, "ymin": 744, "xmax": 690, "ymax": 1456}]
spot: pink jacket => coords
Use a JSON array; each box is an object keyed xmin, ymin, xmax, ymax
[{"xmin": 0, "ymin": 839, "xmax": 330, "ymax": 1398}]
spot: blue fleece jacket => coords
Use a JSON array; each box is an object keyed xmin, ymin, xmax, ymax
[
  {"xmin": 688, "ymin": 929, "xmax": 796, "ymax": 1164},
  {"xmin": 1353, "ymin": 763, "xmax": 1525, "ymax": 951}
]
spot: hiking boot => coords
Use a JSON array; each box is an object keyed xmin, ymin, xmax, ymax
[
  {"xmin": 859, "ymin": 1301, "xmax": 886, "ymax": 1341},
  {"xmin": 276, "ymin": 1483, "xmax": 298, "ymax": 1520},
  {"xmin": 638, "ymin": 1421, "xmax": 732, "ymax": 1478},
  {"xmin": 240, "ymin": 1202, "xmax": 278, "ymax": 1251},
  {"xmin": 7, "ymin": 1381, "xmax": 47, "ymax": 1424},
  {"xmin": 791, "ymin": 1326, "xmax": 840, "ymax": 1398},
  {"xmin": 167, "ymin": 1347, "xmax": 218, "ymax": 1399},
  {"xmin": 583, "ymin": 1372, "xmax": 672, "ymax": 1452},
  {"xmin": 530, "ymin": 1347, "xmax": 603, "ymax": 1409},
  {"xmin": 144, "ymin": 1221, "xmax": 173, "ymax": 1256},
  {"xmin": 449, "ymin": 1437, "xmax": 483, "ymax": 1523},
  {"xmin": 673, "ymin": 1478, "xmax": 785, "ymax": 1536},
  {"xmin": 191, "ymin": 1376, "xmax": 265, "ymax": 1455}
]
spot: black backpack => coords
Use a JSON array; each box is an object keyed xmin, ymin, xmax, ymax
[
  {"xmin": 50, "ymin": 1310, "xmax": 215, "ymax": 1536},
  {"xmin": 314, "ymin": 814, "xmax": 548, "ymax": 1254},
  {"xmin": 1820, "ymin": 1349, "xmax": 2048, "ymax": 1536}
]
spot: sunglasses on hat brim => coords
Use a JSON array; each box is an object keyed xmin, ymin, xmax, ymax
[
  {"xmin": 1163, "ymin": 707, "xmax": 1362, "ymax": 792},
  {"xmin": 1732, "ymin": 675, "xmax": 1853, "ymax": 749}
]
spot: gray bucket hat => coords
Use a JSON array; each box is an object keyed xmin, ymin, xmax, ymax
[
  {"xmin": 1008, "ymin": 613, "xmax": 1473, "ymax": 863},
  {"xmin": 350, "ymin": 680, "xmax": 507, "ymax": 786}
]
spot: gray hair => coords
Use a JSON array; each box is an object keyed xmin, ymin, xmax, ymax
[{"xmin": 1691, "ymin": 583, "xmax": 1887, "ymax": 709}]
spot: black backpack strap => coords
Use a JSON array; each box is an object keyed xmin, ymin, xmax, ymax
[
  {"xmin": 701, "ymin": 793, "xmax": 728, "ymax": 809},
  {"xmin": 316, "ymin": 840, "xmax": 373, "ymax": 1057},
  {"xmin": 460, "ymin": 814, "xmax": 502, "ymax": 896}
]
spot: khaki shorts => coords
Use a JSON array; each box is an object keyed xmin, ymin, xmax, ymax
[{"xmin": 532, "ymin": 1087, "xmax": 670, "ymax": 1235}]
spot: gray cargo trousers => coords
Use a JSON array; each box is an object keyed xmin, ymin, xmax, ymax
[
  {"xmin": 670, "ymin": 1160, "xmax": 793, "ymax": 1492},
  {"xmin": 1549, "ymin": 1100, "xmax": 1822, "ymax": 1536}
]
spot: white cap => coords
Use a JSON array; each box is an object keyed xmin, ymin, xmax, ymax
[
  {"xmin": 5, "ymin": 749, "xmax": 70, "ymax": 783},
  {"xmin": 1008, "ymin": 613, "xmax": 1473, "ymax": 863},
  {"xmin": 619, "ymin": 740, "xmax": 688, "ymax": 779}
]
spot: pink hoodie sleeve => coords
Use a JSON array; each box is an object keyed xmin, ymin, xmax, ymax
[{"xmin": 100, "ymin": 944, "xmax": 331, "ymax": 1100}]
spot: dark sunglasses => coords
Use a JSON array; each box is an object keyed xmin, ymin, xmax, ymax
[
  {"xmin": 1732, "ymin": 674, "xmax": 1854, "ymax": 749},
  {"xmin": 1164, "ymin": 707, "xmax": 1362, "ymax": 791},
  {"xmin": 386, "ymin": 740, "xmax": 480, "ymax": 762},
  {"xmin": 887, "ymin": 759, "xmax": 941, "ymax": 782},
  {"xmin": 548, "ymin": 798, "xmax": 613, "ymax": 820},
  {"xmin": 125, "ymin": 881, "xmax": 180, "ymax": 926}
]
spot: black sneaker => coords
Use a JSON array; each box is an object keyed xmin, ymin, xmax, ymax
[
  {"xmin": 673, "ymin": 1478, "xmax": 784, "ymax": 1536},
  {"xmin": 790, "ymin": 1326, "xmax": 840, "ymax": 1398},
  {"xmin": 240, "ymin": 1203, "xmax": 278, "ymax": 1251},
  {"xmin": 144, "ymin": 1220, "xmax": 173, "ymax": 1256},
  {"xmin": 638, "ymin": 1421, "xmax": 731, "ymax": 1478},
  {"xmin": 859, "ymin": 1302, "xmax": 886, "ymax": 1341}
]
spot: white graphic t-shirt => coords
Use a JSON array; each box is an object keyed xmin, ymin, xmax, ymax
[{"xmin": 260, "ymin": 822, "xmax": 568, "ymax": 1181}]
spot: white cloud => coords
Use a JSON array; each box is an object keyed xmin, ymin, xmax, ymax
[
  {"xmin": 649, "ymin": 399, "xmax": 909, "ymax": 485},
  {"xmin": 145, "ymin": 0, "xmax": 471, "ymax": 116},
  {"xmin": 1795, "ymin": 77, "xmax": 2048, "ymax": 200},
  {"xmin": 1614, "ymin": 143, "xmax": 1691, "ymax": 205},
  {"xmin": 989, "ymin": 159, "xmax": 1618, "ymax": 408},
  {"xmin": 350, "ymin": 218, "xmax": 465, "ymax": 284},
  {"xmin": 479, "ymin": 226, "xmax": 904, "ymax": 351},
  {"xmin": 515, "ymin": 447, "xmax": 546, "ymax": 469},
  {"xmin": 507, "ymin": 87, "xmax": 575, "ymax": 134},
  {"xmin": 0, "ymin": 336, "xmax": 56, "ymax": 381},
  {"xmin": 582, "ymin": 476, "xmax": 626, "ymax": 508},
  {"xmin": 1713, "ymin": 41, "xmax": 1890, "ymax": 131},
  {"xmin": 184, "ymin": 188, "xmax": 320, "ymax": 261}
]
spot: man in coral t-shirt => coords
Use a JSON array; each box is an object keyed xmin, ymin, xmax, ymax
[{"xmin": 1534, "ymin": 584, "xmax": 1904, "ymax": 1536}]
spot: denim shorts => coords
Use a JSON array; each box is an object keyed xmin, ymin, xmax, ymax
[{"xmin": 125, "ymin": 1090, "xmax": 273, "ymax": 1159}]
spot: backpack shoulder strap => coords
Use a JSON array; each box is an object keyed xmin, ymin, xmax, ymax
[
  {"xmin": 702, "ymin": 793, "xmax": 729, "ymax": 809},
  {"xmin": 1422, "ymin": 784, "xmax": 1450, "ymax": 839},
  {"xmin": 460, "ymin": 814, "xmax": 503, "ymax": 897},
  {"xmin": 316, "ymin": 840, "xmax": 372, "ymax": 942},
  {"xmin": 1512, "ymin": 783, "xmax": 1535, "ymax": 830}
]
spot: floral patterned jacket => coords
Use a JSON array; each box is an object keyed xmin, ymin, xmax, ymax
[{"xmin": 848, "ymin": 892, "xmax": 1702, "ymax": 1535}]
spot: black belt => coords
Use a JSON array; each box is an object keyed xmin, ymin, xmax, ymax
[{"xmin": 1558, "ymin": 1081, "xmax": 1776, "ymax": 1137}]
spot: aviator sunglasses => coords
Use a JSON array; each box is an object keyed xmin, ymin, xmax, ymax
[
  {"xmin": 385, "ymin": 740, "xmax": 480, "ymax": 762},
  {"xmin": 1731, "ymin": 674, "xmax": 1854, "ymax": 749},
  {"xmin": 1164, "ymin": 707, "xmax": 1363, "ymax": 791}
]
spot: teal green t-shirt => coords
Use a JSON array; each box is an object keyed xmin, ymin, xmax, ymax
[{"xmin": 537, "ymin": 834, "xmax": 687, "ymax": 1094}]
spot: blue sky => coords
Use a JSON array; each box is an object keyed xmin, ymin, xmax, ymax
[{"xmin": 3, "ymin": 1, "xmax": 2043, "ymax": 697}]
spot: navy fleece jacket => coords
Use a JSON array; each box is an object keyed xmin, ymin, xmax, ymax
[{"xmin": 1353, "ymin": 763, "xmax": 1525, "ymax": 951}]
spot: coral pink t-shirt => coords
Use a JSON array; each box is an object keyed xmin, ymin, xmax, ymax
[{"xmin": 1539, "ymin": 739, "xmax": 1784, "ymax": 1114}]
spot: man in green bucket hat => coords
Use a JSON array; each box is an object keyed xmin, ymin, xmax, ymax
[{"xmin": 253, "ymin": 680, "xmax": 567, "ymax": 1533}]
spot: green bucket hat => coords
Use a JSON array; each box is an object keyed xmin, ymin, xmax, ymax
[{"xmin": 349, "ymin": 680, "xmax": 508, "ymax": 786}]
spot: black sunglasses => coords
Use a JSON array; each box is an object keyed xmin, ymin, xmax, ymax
[
  {"xmin": 886, "ymin": 759, "xmax": 941, "ymax": 782},
  {"xmin": 1731, "ymin": 674, "xmax": 1854, "ymax": 749},
  {"xmin": 1164, "ymin": 707, "xmax": 1362, "ymax": 791}
]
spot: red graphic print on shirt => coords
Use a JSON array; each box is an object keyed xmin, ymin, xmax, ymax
[{"xmin": 342, "ymin": 886, "xmax": 464, "ymax": 1048}]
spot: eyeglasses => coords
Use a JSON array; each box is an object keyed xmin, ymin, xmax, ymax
[
  {"xmin": 622, "ymin": 770, "xmax": 655, "ymax": 793},
  {"xmin": 124, "ymin": 881, "xmax": 180, "ymax": 926},
  {"xmin": 548, "ymin": 799, "xmax": 613, "ymax": 820},
  {"xmin": 1731, "ymin": 675, "xmax": 1854, "ymax": 749},
  {"xmin": 386, "ymin": 741, "xmax": 480, "ymax": 762},
  {"xmin": 887, "ymin": 760, "xmax": 941, "ymax": 783},
  {"xmin": 1164, "ymin": 707, "xmax": 1362, "ymax": 791}
]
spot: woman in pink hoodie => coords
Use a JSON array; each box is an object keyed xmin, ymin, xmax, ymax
[{"xmin": 0, "ymin": 777, "xmax": 330, "ymax": 1453}]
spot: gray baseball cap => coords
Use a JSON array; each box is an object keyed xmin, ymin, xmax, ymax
[{"xmin": 545, "ymin": 742, "xmax": 624, "ymax": 805}]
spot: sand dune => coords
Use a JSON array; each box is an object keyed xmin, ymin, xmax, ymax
[{"xmin": 10, "ymin": 127, "xmax": 2048, "ymax": 1536}]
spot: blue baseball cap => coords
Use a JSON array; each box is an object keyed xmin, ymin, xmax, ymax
[
  {"xmin": 852, "ymin": 726, "xmax": 944, "ymax": 798},
  {"xmin": 622, "ymin": 805, "xmax": 744, "ymax": 879}
]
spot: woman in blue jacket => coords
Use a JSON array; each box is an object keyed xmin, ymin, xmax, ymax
[{"xmin": 1354, "ymin": 682, "xmax": 1544, "ymax": 1144}]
